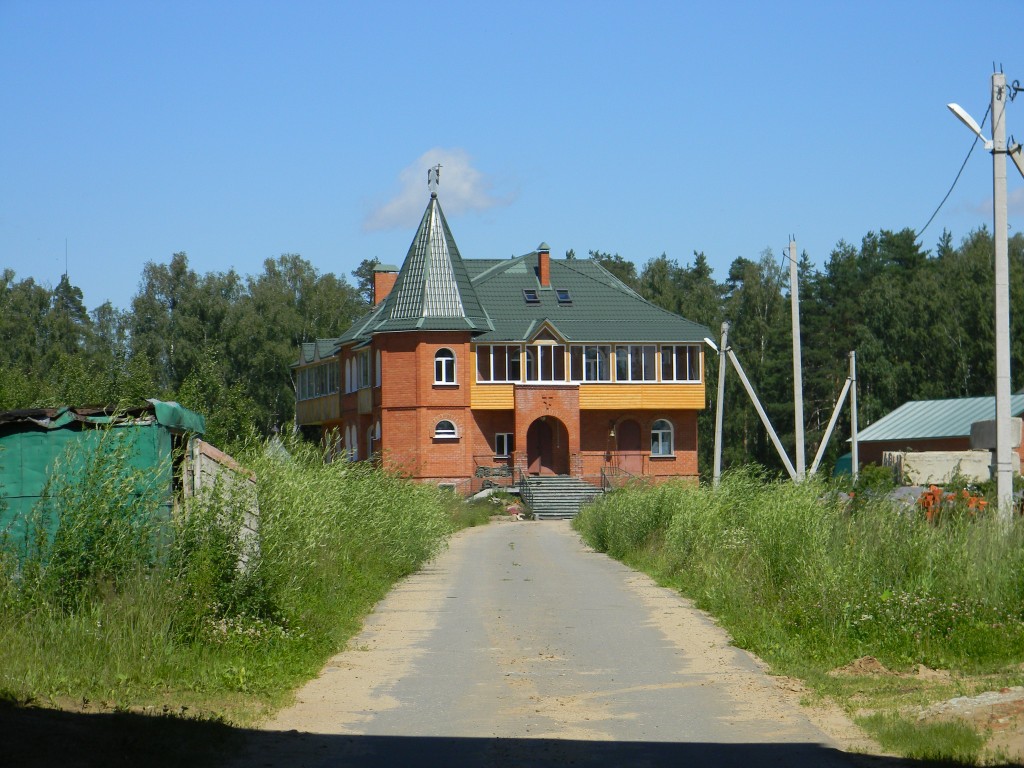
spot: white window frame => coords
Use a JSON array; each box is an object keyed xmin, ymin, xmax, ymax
[
  {"xmin": 346, "ymin": 424, "xmax": 358, "ymax": 461},
  {"xmin": 651, "ymin": 419, "xmax": 674, "ymax": 457},
  {"xmin": 525, "ymin": 343, "xmax": 566, "ymax": 382},
  {"xmin": 615, "ymin": 345, "xmax": 657, "ymax": 382},
  {"xmin": 569, "ymin": 344, "xmax": 611, "ymax": 382},
  {"xmin": 660, "ymin": 345, "xmax": 702, "ymax": 383},
  {"xmin": 356, "ymin": 350, "xmax": 372, "ymax": 390},
  {"xmin": 434, "ymin": 419, "xmax": 458, "ymax": 439},
  {"xmin": 434, "ymin": 348, "xmax": 457, "ymax": 384},
  {"xmin": 476, "ymin": 345, "xmax": 522, "ymax": 383},
  {"xmin": 495, "ymin": 432, "xmax": 514, "ymax": 458}
]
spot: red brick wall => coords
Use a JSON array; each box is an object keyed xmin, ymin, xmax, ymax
[
  {"xmin": 356, "ymin": 332, "xmax": 705, "ymax": 489},
  {"xmin": 377, "ymin": 332, "xmax": 473, "ymax": 480},
  {"xmin": 373, "ymin": 271, "xmax": 398, "ymax": 305},
  {"xmin": 578, "ymin": 409, "xmax": 699, "ymax": 482},
  {"xmin": 513, "ymin": 384, "xmax": 580, "ymax": 455}
]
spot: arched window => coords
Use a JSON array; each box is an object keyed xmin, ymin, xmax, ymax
[
  {"xmin": 434, "ymin": 419, "xmax": 458, "ymax": 438},
  {"xmin": 434, "ymin": 348, "xmax": 456, "ymax": 384},
  {"xmin": 347, "ymin": 424, "xmax": 358, "ymax": 461},
  {"xmin": 651, "ymin": 419, "xmax": 674, "ymax": 456}
]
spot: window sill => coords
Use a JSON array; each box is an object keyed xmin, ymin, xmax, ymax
[
  {"xmin": 649, "ymin": 454, "xmax": 676, "ymax": 460},
  {"xmin": 433, "ymin": 383, "xmax": 459, "ymax": 388}
]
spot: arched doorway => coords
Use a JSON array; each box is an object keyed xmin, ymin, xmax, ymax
[
  {"xmin": 616, "ymin": 419, "xmax": 643, "ymax": 474},
  {"xmin": 526, "ymin": 417, "xmax": 569, "ymax": 475}
]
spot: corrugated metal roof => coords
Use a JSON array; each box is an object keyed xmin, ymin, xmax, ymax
[
  {"xmin": 371, "ymin": 194, "xmax": 491, "ymax": 333},
  {"xmin": 334, "ymin": 194, "xmax": 709, "ymax": 346},
  {"xmin": 293, "ymin": 339, "xmax": 340, "ymax": 366},
  {"xmin": 858, "ymin": 395, "xmax": 1024, "ymax": 442},
  {"xmin": 469, "ymin": 254, "xmax": 708, "ymax": 343}
]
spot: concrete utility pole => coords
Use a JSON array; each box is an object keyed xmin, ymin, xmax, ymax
[
  {"xmin": 991, "ymin": 72, "xmax": 1014, "ymax": 521},
  {"xmin": 849, "ymin": 351, "xmax": 859, "ymax": 484},
  {"xmin": 790, "ymin": 238, "xmax": 806, "ymax": 480},
  {"xmin": 713, "ymin": 322, "xmax": 729, "ymax": 487},
  {"xmin": 948, "ymin": 72, "xmax": 1018, "ymax": 520}
]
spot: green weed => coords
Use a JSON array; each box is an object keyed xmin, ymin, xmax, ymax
[
  {"xmin": 0, "ymin": 429, "xmax": 458, "ymax": 723},
  {"xmin": 857, "ymin": 712, "xmax": 985, "ymax": 764},
  {"xmin": 573, "ymin": 469, "xmax": 1024, "ymax": 763}
]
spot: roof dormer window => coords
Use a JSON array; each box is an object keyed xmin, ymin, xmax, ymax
[
  {"xmin": 556, "ymin": 289, "xmax": 572, "ymax": 304},
  {"xmin": 523, "ymin": 289, "xmax": 540, "ymax": 304}
]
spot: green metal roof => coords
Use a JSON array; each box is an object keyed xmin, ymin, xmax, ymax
[
  {"xmin": 468, "ymin": 253, "xmax": 708, "ymax": 343},
  {"xmin": 294, "ymin": 339, "xmax": 340, "ymax": 367},
  {"xmin": 858, "ymin": 395, "xmax": 1024, "ymax": 442},
  {"xmin": 334, "ymin": 192, "xmax": 708, "ymax": 346},
  {"xmin": 370, "ymin": 194, "xmax": 491, "ymax": 334}
]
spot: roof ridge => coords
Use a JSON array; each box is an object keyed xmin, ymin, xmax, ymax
[{"xmin": 471, "ymin": 253, "xmax": 530, "ymax": 285}]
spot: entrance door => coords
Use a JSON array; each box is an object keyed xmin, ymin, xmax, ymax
[
  {"xmin": 526, "ymin": 417, "xmax": 569, "ymax": 475},
  {"xmin": 617, "ymin": 419, "xmax": 643, "ymax": 474}
]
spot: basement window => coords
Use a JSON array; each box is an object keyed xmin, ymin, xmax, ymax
[
  {"xmin": 556, "ymin": 288, "xmax": 572, "ymax": 304},
  {"xmin": 523, "ymin": 289, "xmax": 540, "ymax": 304}
]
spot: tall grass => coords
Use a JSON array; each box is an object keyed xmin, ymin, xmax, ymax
[
  {"xmin": 574, "ymin": 468, "xmax": 1024, "ymax": 672},
  {"xmin": 0, "ymin": 431, "xmax": 459, "ymax": 716}
]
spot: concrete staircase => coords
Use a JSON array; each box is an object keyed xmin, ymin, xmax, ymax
[{"xmin": 522, "ymin": 475, "xmax": 604, "ymax": 520}]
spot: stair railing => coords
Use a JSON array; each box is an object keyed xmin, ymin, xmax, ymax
[
  {"xmin": 600, "ymin": 464, "xmax": 636, "ymax": 492},
  {"xmin": 516, "ymin": 468, "xmax": 535, "ymax": 508}
]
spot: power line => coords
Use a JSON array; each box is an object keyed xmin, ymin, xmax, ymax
[{"xmin": 916, "ymin": 104, "xmax": 991, "ymax": 240}]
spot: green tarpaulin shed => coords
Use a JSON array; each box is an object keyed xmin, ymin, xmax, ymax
[{"xmin": 0, "ymin": 400, "xmax": 205, "ymax": 548}]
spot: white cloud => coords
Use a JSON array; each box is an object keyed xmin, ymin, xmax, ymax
[
  {"xmin": 363, "ymin": 148, "xmax": 512, "ymax": 231},
  {"xmin": 1010, "ymin": 187, "xmax": 1024, "ymax": 217},
  {"xmin": 965, "ymin": 187, "xmax": 1024, "ymax": 218}
]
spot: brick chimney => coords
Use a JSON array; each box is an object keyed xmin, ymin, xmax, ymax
[
  {"xmin": 372, "ymin": 264, "xmax": 399, "ymax": 305},
  {"xmin": 537, "ymin": 242, "xmax": 551, "ymax": 288}
]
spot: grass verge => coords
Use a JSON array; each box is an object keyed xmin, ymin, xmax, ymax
[
  {"xmin": 573, "ymin": 468, "xmax": 1024, "ymax": 765},
  {"xmin": 0, "ymin": 433, "xmax": 484, "ymax": 765}
]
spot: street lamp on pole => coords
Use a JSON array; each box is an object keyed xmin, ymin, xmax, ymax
[{"xmin": 947, "ymin": 72, "xmax": 1022, "ymax": 521}]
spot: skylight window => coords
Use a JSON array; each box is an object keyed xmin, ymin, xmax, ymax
[
  {"xmin": 556, "ymin": 289, "xmax": 572, "ymax": 304},
  {"xmin": 523, "ymin": 289, "xmax": 540, "ymax": 304}
]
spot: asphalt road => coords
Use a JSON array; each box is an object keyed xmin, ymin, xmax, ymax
[{"xmin": 233, "ymin": 520, "xmax": 872, "ymax": 768}]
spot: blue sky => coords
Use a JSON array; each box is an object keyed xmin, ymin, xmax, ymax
[{"xmin": 3, "ymin": 1, "xmax": 1023, "ymax": 313}]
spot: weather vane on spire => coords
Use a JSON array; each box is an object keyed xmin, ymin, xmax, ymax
[{"xmin": 427, "ymin": 163, "xmax": 442, "ymax": 197}]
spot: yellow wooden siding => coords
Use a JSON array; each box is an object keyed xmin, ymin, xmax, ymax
[
  {"xmin": 470, "ymin": 382, "xmax": 515, "ymax": 409},
  {"xmin": 579, "ymin": 383, "xmax": 705, "ymax": 410},
  {"xmin": 296, "ymin": 395, "xmax": 340, "ymax": 424},
  {"xmin": 470, "ymin": 382, "xmax": 704, "ymax": 410}
]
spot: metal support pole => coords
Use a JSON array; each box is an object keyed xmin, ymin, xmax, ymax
[
  {"xmin": 850, "ymin": 351, "xmax": 859, "ymax": 485},
  {"xmin": 810, "ymin": 377, "xmax": 853, "ymax": 475},
  {"xmin": 712, "ymin": 322, "xmax": 729, "ymax": 486},
  {"xmin": 991, "ymin": 72, "xmax": 1014, "ymax": 521},
  {"xmin": 727, "ymin": 348, "xmax": 798, "ymax": 480},
  {"xmin": 790, "ymin": 238, "xmax": 806, "ymax": 480}
]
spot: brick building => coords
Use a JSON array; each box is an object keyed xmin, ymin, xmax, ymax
[{"xmin": 293, "ymin": 181, "xmax": 711, "ymax": 493}]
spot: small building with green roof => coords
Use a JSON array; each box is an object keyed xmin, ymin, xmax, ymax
[{"xmin": 293, "ymin": 172, "xmax": 711, "ymax": 494}]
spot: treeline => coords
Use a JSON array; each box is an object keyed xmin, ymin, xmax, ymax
[
  {"xmin": 0, "ymin": 253, "xmax": 373, "ymax": 446},
  {"xmin": 3, "ymin": 226, "xmax": 1023, "ymax": 472},
  {"xmin": 589, "ymin": 227, "xmax": 1024, "ymax": 474}
]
